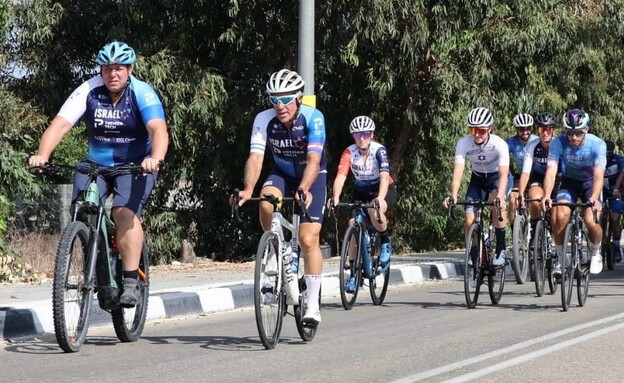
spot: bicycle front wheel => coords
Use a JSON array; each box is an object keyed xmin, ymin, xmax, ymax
[
  {"xmin": 576, "ymin": 227, "xmax": 590, "ymax": 307},
  {"xmin": 488, "ymin": 258, "xmax": 506, "ymax": 305},
  {"xmin": 560, "ymin": 223, "xmax": 574, "ymax": 311},
  {"xmin": 295, "ymin": 277, "xmax": 319, "ymax": 342},
  {"xmin": 511, "ymin": 214, "xmax": 529, "ymax": 284},
  {"xmin": 254, "ymin": 231, "xmax": 285, "ymax": 349},
  {"xmin": 464, "ymin": 224, "xmax": 482, "ymax": 309},
  {"xmin": 112, "ymin": 242, "xmax": 150, "ymax": 342},
  {"xmin": 533, "ymin": 220, "xmax": 546, "ymax": 297},
  {"xmin": 52, "ymin": 221, "xmax": 93, "ymax": 353},
  {"xmin": 370, "ymin": 233, "xmax": 389, "ymax": 305},
  {"xmin": 604, "ymin": 224, "xmax": 615, "ymax": 271},
  {"xmin": 339, "ymin": 225, "xmax": 362, "ymax": 310}
]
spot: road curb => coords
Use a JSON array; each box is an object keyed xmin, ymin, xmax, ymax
[{"xmin": 0, "ymin": 261, "xmax": 463, "ymax": 341}]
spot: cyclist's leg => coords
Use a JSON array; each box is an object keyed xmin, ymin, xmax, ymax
[
  {"xmin": 610, "ymin": 199, "xmax": 624, "ymax": 260},
  {"xmin": 113, "ymin": 172, "xmax": 157, "ymax": 306},
  {"xmin": 259, "ymin": 170, "xmax": 287, "ymax": 231},
  {"xmin": 579, "ymin": 183, "xmax": 603, "ymax": 273},
  {"xmin": 298, "ymin": 172, "xmax": 326, "ymax": 324},
  {"xmin": 508, "ymin": 176, "xmax": 520, "ymax": 224},
  {"xmin": 551, "ymin": 183, "xmax": 575, "ymax": 274},
  {"xmin": 368, "ymin": 184, "xmax": 397, "ymax": 267},
  {"xmin": 486, "ymin": 172, "xmax": 512, "ymax": 263}
]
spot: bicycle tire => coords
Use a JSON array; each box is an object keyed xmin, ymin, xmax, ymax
[
  {"xmin": 112, "ymin": 242, "xmax": 150, "ymax": 342},
  {"xmin": 370, "ymin": 233, "xmax": 389, "ymax": 305},
  {"xmin": 533, "ymin": 220, "xmax": 546, "ymax": 297},
  {"xmin": 52, "ymin": 221, "xmax": 93, "ymax": 353},
  {"xmin": 464, "ymin": 224, "xmax": 481, "ymax": 309},
  {"xmin": 488, "ymin": 256, "xmax": 506, "ymax": 304},
  {"xmin": 560, "ymin": 223, "xmax": 574, "ymax": 311},
  {"xmin": 339, "ymin": 225, "xmax": 362, "ymax": 310},
  {"xmin": 576, "ymin": 228, "xmax": 590, "ymax": 307},
  {"xmin": 295, "ymin": 277, "xmax": 319, "ymax": 342},
  {"xmin": 605, "ymin": 230, "xmax": 615, "ymax": 271},
  {"xmin": 254, "ymin": 231, "xmax": 285, "ymax": 349},
  {"xmin": 511, "ymin": 214, "xmax": 529, "ymax": 284}
]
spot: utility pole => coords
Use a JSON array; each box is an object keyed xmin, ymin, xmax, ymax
[{"xmin": 298, "ymin": 0, "xmax": 315, "ymax": 107}]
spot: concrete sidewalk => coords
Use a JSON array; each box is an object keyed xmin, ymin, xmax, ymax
[{"xmin": 0, "ymin": 252, "xmax": 464, "ymax": 340}]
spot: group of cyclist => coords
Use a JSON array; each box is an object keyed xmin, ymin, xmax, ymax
[
  {"xmin": 30, "ymin": 39, "xmax": 622, "ymax": 335},
  {"xmin": 444, "ymin": 106, "xmax": 617, "ymax": 282},
  {"xmin": 235, "ymin": 69, "xmax": 396, "ymax": 325}
]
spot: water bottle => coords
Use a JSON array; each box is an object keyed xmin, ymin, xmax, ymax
[
  {"xmin": 290, "ymin": 239, "xmax": 299, "ymax": 274},
  {"xmin": 282, "ymin": 242, "xmax": 300, "ymax": 304}
]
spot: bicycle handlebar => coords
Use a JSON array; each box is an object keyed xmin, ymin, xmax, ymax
[
  {"xmin": 448, "ymin": 198, "xmax": 504, "ymax": 222},
  {"xmin": 31, "ymin": 161, "xmax": 164, "ymax": 177},
  {"xmin": 230, "ymin": 187, "xmax": 312, "ymax": 224},
  {"xmin": 548, "ymin": 200, "xmax": 598, "ymax": 223},
  {"xmin": 327, "ymin": 199, "xmax": 383, "ymax": 224}
]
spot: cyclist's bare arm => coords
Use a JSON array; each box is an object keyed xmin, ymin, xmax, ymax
[
  {"xmin": 542, "ymin": 162, "xmax": 558, "ymax": 210},
  {"xmin": 589, "ymin": 166, "xmax": 605, "ymax": 209},
  {"xmin": 144, "ymin": 118, "xmax": 169, "ymax": 172},
  {"xmin": 331, "ymin": 173, "xmax": 347, "ymax": 206},
  {"xmin": 297, "ymin": 152, "xmax": 321, "ymax": 204},
  {"xmin": 518, "ymin": 171, "xmax": 530, "ymax": 202},
  {"xmin": 614, "ymin": 171, "xmax": 624, "ymax": 199},
  {"xmin": 29, "ymin": 116, "xmax": 73, "ymax": 167},
  {"xmin": 376, "ymin": 171, "xmax": 390, "ymax": 202},
  {"xmin": 239, "ymin": 152, "xmax": 264, "ymax": 205},
  {"xmin": 496, "ymin": 165, "xmax": 509, "ymax": 208},
  {"xmin": 444, "ymin": 162, "xmax": 465, "ymax": 208}
]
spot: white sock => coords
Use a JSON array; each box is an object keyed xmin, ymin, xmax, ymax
[
  {"xmin": 588, "ymin": 241, "xmax": 601, "ymax": 257},
  {"xmin": 305, "ymin": 274, "xmax": 322, "ymax": 311}
]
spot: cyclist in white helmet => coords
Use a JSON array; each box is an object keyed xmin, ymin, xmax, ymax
[
  {"xmin": 236, "ymin": 69, "xmax": 327, "ymax": 325},
  {"xmin": 443, "ymin": 107, "xmax": 512, "ymax": 272},
  {"xmin": 507, "ymin": 113, "xmax": 538, "ymax": 224},
  {"xmin": 28, "ymin": 41, "xmax": 168, "ymax": 307},
  {"xmin": 329, "ymin": 115, "xmax": 397, "ymax": 292}
]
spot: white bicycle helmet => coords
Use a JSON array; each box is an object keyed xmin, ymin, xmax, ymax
[
  {"xmin": 512, "ymin": 113, "xmax": 533, "ymax": 128},
  {"xmin": 467, "ymin": 107, "xmax": 494, "ymax": 127},
  {"xmin": 266, "ymin": 69, "xmax": 305, "ymax": 95},
  {"xmin": 349, "ymin": 116, "xmax": 376, "ymax": 133},
  {"xmin": 563, "ymin": 109, "xmax": 590, "ymax": 130}
]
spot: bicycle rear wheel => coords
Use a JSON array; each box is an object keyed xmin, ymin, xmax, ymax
[
  {"xmin": 604, "ymin": 226, "xmax": 615, "ymax": 271},
  {"xmin": 52, "ymin": 221, "xmax": 93, "ymax": 353},
  {"xmin": 511, "ymin": 214, "xmax": 529, "ymax": 284},
  {"xmin": 370, "ymin": 233, "xmax": 389, "ymax": 305},
  {"xmin": 295, "ymin": 277, "xmax": 319, "ymax": 342},
  {"xmin": 464, "ymin": 224, "xmax": 482, "ymax": 309},
  {"xmin": 560, "ymin": 223, "xmax": 574, "ymax": 311},
  {"xmin": 576, "ymin": 228, "xmax": 590, "ymax": 307},
  {"xmin": 254, "ymin": 231, "xmax": 285, "ymax": 349},
  {"xmin": 533, "ymin": 220, "xmax": 546, "ymax": 297},
  {"xmin": 112, "ymin": 242, "xmax": 150, "ymax": 342},
  {"xmin": 339, "ymin": 225, "xmax": 362, "ymax": 310}
]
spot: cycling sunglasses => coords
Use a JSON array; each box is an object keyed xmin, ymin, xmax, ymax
[
  {"xmin": 516, "ymin": 126, "xmax": 532, "ymax": 131},
  {"xmin": 269, "ymin": 95, "xmax": 298, "ymax": 106},
  {"xmin": 353, "ymin": 132, "xmax": 373, "ymax": 140},
  {"xmin": 537, "ymin": 126, "xmax": 554, "ymax": 134},
  {"xmin": 566, "ymin": 130, "xmax": 586, "ymax": 137},
  {"xmin": 469, "ymin": 126, "xmax": 489, "ymax": 135}
]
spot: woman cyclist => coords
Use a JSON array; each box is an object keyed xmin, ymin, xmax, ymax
[{"xmin": 329, "ymin": 116, "xmax": 397, "ymax": 292}]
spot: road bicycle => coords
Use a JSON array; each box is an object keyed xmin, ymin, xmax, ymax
[
  {"xmin": 328, "ymin": 200, "xmax": 389, "ymax": 310},
  {"xmin": 448, "ymin": 198, "xmax": 505, "ymax": 309},
  {"xmin": 231, "ymin": 188, "xmax": 318, "ymax": 350},
  {"xmin": 549, "ymin": 201, "xmax": 596, "ymax": 312},
  {"xmin": 600, "ymin": 197, "xmax": 620, "ymax": 271},
  {"xmin": 35, "ymin": 162, "xmax": 157, "ymax": 353},
  {"xmin": 532, "ymin": 205, "xmax": 557, "ymax": 297},
  {"xmin": 510, "ymin": 197, "xmax": 538, "ymax": 284}
]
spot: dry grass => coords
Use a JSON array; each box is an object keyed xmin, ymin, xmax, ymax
[{"xmin": 7, "ymin": 232, "xmax": 58, "ymax": 279}]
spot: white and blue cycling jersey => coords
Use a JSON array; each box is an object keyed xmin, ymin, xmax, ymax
[
  {"xmin": 250, "ymin": 104, "xmax": 327, "ymax": 178},
  {"xmin": 507, "ymin": 134, "xmax": 538, "ymax": 176},
  {"xmin": 547, "ymin": 133, "xmax": 607, "ymax": 181},
  {"xmin": 58, "ymin": 75, "xmax": 165, "ymax": 167}
]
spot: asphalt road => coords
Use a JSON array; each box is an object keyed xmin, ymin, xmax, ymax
[{"xmin": 3, "ymin": 266, "xmax": 624, "ymax": 383}]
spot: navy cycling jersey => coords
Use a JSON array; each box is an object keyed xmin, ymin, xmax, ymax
[
  {"xmin": 604, "ymin": 154, "xmax": 624, "ymax": 190},
  {"xmin": 58, "ymin": 75, "xmax": 165, "ymax": 167},
  {"xmin": 250, "ymin": 104, "xmax": 327, "ymax": 178}
]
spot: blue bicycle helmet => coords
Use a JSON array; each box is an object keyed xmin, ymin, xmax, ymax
[{"xmin": 96, "ymin": 41, "xmax": 137, "ymax": 65}]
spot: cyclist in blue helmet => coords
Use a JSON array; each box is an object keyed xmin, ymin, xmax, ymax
[{"xmin": 29, "ymin": 41, "xmax": 169, "ymax": 307}]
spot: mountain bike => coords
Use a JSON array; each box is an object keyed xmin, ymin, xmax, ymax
[
  {"xmin": 532, "ymin": 206, "xmax": 557, "ymax": 297},
  {"xmin": 600, "ymin": 197, "xmax": 619, "ymax": 271},
  {"xmin": 549, "ymin": 201, "xmax": 596, "ymax": 311},
  {"xmin": 448, "ymin": 198, "xmax": 505, "ymax": 309},
  {"xmin": 328, "ymin": 200, "xmax": 388, "ymax": 310},
  {"xmin": 231, "ymin": 188, "xmax": 318, "ymax": 350},
  {"xmin": 35, "ymin": 162, "xmax": 157, "ymax": 353}
]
